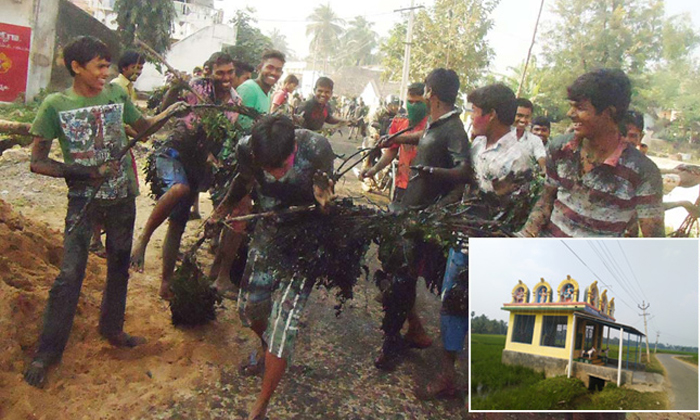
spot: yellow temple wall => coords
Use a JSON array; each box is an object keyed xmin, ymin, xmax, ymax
[{"xmin": 504, "ymin": 310, "xmax": 574, "ymax": 360}]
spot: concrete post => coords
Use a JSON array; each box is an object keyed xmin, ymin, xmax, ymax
[
  {"xmin": 567, "ymin": 314, "xmax": 577, "ymax": 378},
  {"xmin": 26, "ymin": 0, "xmax": 59, "ymax": 101},
  {"xmin": 617, "ymin": 327, "xmax": 623, "ymax": 386}
]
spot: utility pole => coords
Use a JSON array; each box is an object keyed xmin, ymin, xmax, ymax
[
  {"xmin": 516, "ymin": 0, "xmax": 546, "ymax": 97},
  {"xmin": 654, "ymin": 331, "xmax": 660, "ymax": 354},
  {"xmin": 638, "ymin": 301, "xmax": 651, "ymax": 362},
  {"xmin": 395, "ymin": 2, "xmax": 423, "ymax": 107}
]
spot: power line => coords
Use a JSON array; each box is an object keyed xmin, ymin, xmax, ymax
[
  {"xmin": 616, "ymin": 241, "xmax": 649, "ymax": 303},
  {"xmin": 595, "ymin": 242, "xmax": 644, "ymax": 303},
  {"xmin": 559, "ymin": 240, "xmax": 638, "ymax": 313},
  {"xmin": 586, "ymin": 241, "xmax": 642, "ymax": 304}
]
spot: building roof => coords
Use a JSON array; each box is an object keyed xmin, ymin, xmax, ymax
[
  {"xmin": 502, "ymin": 301, "xmax": 616, "ymax": 321},
  {"xmin": 574, "ymin": 312, "xmax": 645, "ymax": 337}
]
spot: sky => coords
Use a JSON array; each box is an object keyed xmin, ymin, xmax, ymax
[
  {"xmin": 214, "ymin": 0, "xmax": 700, "ymax": 74},
  {"xmin": 470, "ymin": 238, "xmax": 699, "ymax": 348}
]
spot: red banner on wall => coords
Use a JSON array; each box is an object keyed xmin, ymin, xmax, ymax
[{"xmin": 0, "ymin": 23, "xmax": 31, "ymax": 103}]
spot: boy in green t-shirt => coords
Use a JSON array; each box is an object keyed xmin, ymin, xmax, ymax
[
  {"xmin": 23, "ymin": 36, "xmax": 181, "ymax": 388},
  {"xmin": 235, "ymin": 49, "xmax": 285, "ymax": 131}
]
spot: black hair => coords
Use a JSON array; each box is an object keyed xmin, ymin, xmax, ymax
[
  {"xmin": 207, "ymin": 52, "xmax": 235, "ymax": 69},
  {"xmin": 407, "ymin": 82, "xmax": 425, "ymax": 97},
  {"xmin": 315, "ymin": 76, "xmax": 334, "ymax": 90},
  {"xmin": 284, "ymin": 74, "xmax": 299, "ymax": 85},
  {"xmin": 117, "ymin": 50, "xmax": 145, "ymax": 73},
  {"xmin": 516, "ymin": 97, "xmax": 534, "ymax": 110},
  {"xmin": 63, "ymin": 36, "xmax": 111, "ymax": 77},
  {"xmin": 250, "ymin": 115, "xmax": 296, "ymax": 168},
  {"xmin": 567, "ymin": 68, "xmax": 631, "ymax": 123},
  {"xmin": 622, "ymin": 109, "xmax": 644, "ymax": 131},
  {"xmin": 234, "ymin": 60, "xmax": 254, "ymax": 77},
  {"xmin": 531, "ymin": 116, "xmax": 551, "ymax": 129},
  {"xmin": 193, "ymin": 66, "xmax": 203, "ymax": 74},
  {"xmin": 425, "ymin": 68, "xmax": 459, "ymax": 105},
  {"xmin": 261, "ymin": 49, "xmax": 286, "ymax": 64},
  {"xmin": 467, "ymin": 83, "xmax": 517, "ymax": 126},
  {"xmin": 203, "ymin": 60, "xmax": 212, "ymax": 70}
]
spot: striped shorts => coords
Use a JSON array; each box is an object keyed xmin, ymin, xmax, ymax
[{"xmin": 265, "ymin": 277, "xmax": 315, "ymax": 362}]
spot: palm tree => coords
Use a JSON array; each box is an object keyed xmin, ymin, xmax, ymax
[
  {"xmin": 338, "ymin": 16, "xmax": 378, "ymax": 66},
  {"xmin": 306, "ymin": 4, "xmax": 345, "ymax": 71},
  {"xmin": 268, "ymin": 28, "xmax": 294, "ymax": 59}
]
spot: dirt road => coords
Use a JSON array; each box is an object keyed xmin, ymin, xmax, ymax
[
  {"xmin": 0, "ymin": 133, "xmax": 466, "ymax": 420},
  {"xmin": 656, "ymin": 353, "xmax": 699, "ymax": 410}
]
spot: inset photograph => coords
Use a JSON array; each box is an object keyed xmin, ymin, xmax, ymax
[{"xmin": 469, "ymin": 238, "xmax": 699, "ymax": 411}]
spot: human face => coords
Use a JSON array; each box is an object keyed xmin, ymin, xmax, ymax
[
  {"xmin": 532, "ymin": 124, "xmax": 550, "ymax": 144},
  {"xmin": 406, "ymin": 92, "xmax": 425, "ymax": 106},
  {"xmin": 623, "ymin": 124, "xmax": 642, "ymax": 146},
  {"xmin": 470, "ymin": 105, "xmax": 492, "ymax": 137},
  {"xmin": 566, "ymin": 99, "xmax": 609, "ymax": 139},
  {"xmin": 72, "ymin": 56, "xmax": 110, "ymax": 96},
  {"xmin": 212, "ymin": 62, "xmax": 235, "ymax": 90},
  {"xmin": 123, "ymin": 62, "xmax": 144, "ymax": 82},
  {"xmin": 232, "ymin": 71, "xmax": 252, "ymax": 89},
  {"xmin": 314, "ymin": 85, "xmax": 333, "ymax": 105},
  {"xmin": 514, "ymin": 106, "xmax": 532, "ymax": 132},
  {"xmin": 258, "ymin": 58, "xmax": 284, "ymax": 89},
  {"xmin": 285, "ymin": 82, "xmax": 298, "ymax": 92}
]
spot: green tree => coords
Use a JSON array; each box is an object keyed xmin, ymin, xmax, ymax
[
  {"xmin": 379, "ymin": 0, "xmax": 499, "ymax": 93},
  {"xmin": 268, "ymin": 29, "xmax": 294, "ymax": 59},
  {"xmin": 337, "ymin": 16, "xmax": 378, "ymax": 67},
  {"xmin": 532, "ymin": 0, "xmax": 700, "ymax": 123},
  {"xmin": 114, "ymin": 0, "xmax": 176, "ymax": 54},
  {"xmin": 306, "ymin": 4, "xmax": 345, "ymax": 71},
  {"xmin": 224, "ymin": 8, "xmax": 273, "ymax": 67}
]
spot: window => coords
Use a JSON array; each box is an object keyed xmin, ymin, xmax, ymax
[
  {"xmin": 540, "ymin": 316, "xmax": 568, "ymax": 348},
  {"xmin": 512, "ymin": 314, "xmax": 536, "ymax": 344}
]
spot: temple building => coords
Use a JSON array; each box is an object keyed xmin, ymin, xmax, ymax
[{"xmin": 501, "ymin": 276, "xmax": 647, "ymax": 388}]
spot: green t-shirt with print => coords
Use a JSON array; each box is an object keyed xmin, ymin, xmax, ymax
[
  {"xmin": 236, "ymin": 79, "xmax": 271, "ymax": 131},
  {"xmin": 30, "ymin": 84, "xmax": 142, "ymax": 200}
]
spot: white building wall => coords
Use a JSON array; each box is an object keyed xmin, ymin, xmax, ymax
[
  {"xmin": 135, "ymin": 23, "xmax": 235, "ymax": 92},
  {"xmin": 2, "ymin": 0, "xmax": 34, "ymax": 26}
]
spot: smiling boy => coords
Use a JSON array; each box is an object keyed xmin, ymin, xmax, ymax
[
  {"xmin": 298, "ymin": 76, "xmax": 356, "ymax": 131},
  {"xmin": 130, "ymin": 52, "xmax": 242, "ymax": 299},
  {"xmin": 23, "ymin": 36, "xmax": 180, "ymax": 388},
  {"xmin": 518, "ymin": 69, "xmax": 664, "ymax": 237},
  {"xmin": 236, "ymin": 50, "xmax": 285, "ymax": 132}
]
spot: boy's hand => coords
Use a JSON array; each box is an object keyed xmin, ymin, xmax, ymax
[
  {"xmin": 313, "ymin": 171, "xmax": 335, "ymax": 210},
  {"xmin": 96, "ymin": 160, "xmax": 120, "ymax": 179},
  {"xmin": 163, "ymin": 101, "xmax": 190, "ymax": 118}
]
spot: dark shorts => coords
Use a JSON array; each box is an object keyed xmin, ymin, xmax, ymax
[{"xmin": 155, "ymin": 147, "xmax": 195, "ymax": 224}]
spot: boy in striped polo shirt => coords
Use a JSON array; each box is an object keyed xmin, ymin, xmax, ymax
[{"xmin": 518, "ymin": 69, "xmax": 664, "ymax": 237}]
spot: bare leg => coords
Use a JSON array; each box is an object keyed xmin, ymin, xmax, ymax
[
  {"xmin": 212, "ymin": 229, "xmax": 244, "ymax": 297},
  {"xmin": 131, "ymin": 184, "xmax": 191, "ymax": 272},
  {"xmin": 248, "ymin": 351, "xmax": 287, "ymax": 420},
  {"xmin": 160, "ymin": 220, "xmax": 186, "ymax": 300},
  {"xmin": 405, "ymin": 304, "xmax": 432, "ymax": 348},
  {"xmin": 190, "ymin": 193, "xmax": 202, "ymax": 219}
]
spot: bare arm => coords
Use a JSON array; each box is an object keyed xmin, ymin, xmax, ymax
[
  {"xmin": 414, "ymin": 161, "xmax": 471, "ymax": 184},
  {"xmin": 213, "ymin": 172, "xmax": 254, "ymax": 219},
  {"xmin": 30, "ymin": 136, "xmax": 112, "ymax": 180},
  {"xmin": 639, "ymin": 217, "xmax": 665, "ymax": 237},
  {"xmin": 361, "ymin": 148, "xmax": 398, "ymax": 178},
  {"xmin": 517, "ymin": 184, "xmax": 557, "ymax": 237},
  {"xmin": 393, "ymin": 130, "xmax": 424, "ymax": 146}
]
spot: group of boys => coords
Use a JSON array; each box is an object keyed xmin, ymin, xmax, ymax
[{"xmin": 21, "ymin": 33, "xmax": 665, "ymax": 420}]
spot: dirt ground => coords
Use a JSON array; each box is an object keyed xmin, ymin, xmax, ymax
[
  {"xmin": 0, "ymin": 139, "xmax": 468, "ymax": 420},
  {"xmin": 0, "ymin": 137, "xmax": 684, "ymax": 420}
]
